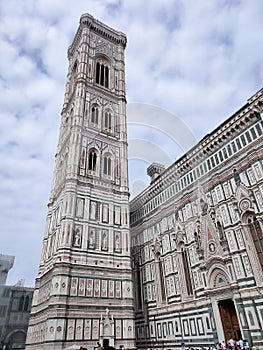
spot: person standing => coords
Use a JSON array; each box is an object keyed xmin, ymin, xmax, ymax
[{"xmin": 97, "ymin": 342, "xmax": 103, "ymax": 350}]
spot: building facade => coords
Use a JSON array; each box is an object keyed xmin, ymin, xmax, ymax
[
  {"xmin": 25, "ymin": 14, "xmax": 136, "ymax": 350},
  {"xmin": 0, "ymin": 254, "xmax": 33, "ymax": 350},
  {"xmin": 130, "ymin": 90, "xmax": 263, "ymax": 349},
  {"xmin": 26, "ymin": 13, "xmax": 263, "ymax": 350}
]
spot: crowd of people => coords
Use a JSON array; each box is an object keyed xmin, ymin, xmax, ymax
[
  {"xmin": 178, "ymin": 338, "xmax": 251, "ymax": 350},
  {"xmin": 78, "ymin": 338, "xmax": 251, "ymax": 350},
  {"xmin": 95, "ymin": 341, "xmax": 116, "ymax": 350},
  {"xmin": 217, "ymin": 338, "xmax": 250, "ymax": 350}
]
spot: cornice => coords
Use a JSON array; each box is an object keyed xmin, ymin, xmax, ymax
[{"xmin": 68, "ymin": 14, "xmax": 127, "ymax": 59}]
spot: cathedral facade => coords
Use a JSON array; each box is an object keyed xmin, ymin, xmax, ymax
[
  {"xmin": 25, "ymin": 13, "xmax": 263, "ymax": 350},
  {"xmin": 26, "ymin": 14, "xmax": 136, "ymax": 350},
  {"xmin": 130, "ymin": 90, "xmax": 263, "ymax": 349}
]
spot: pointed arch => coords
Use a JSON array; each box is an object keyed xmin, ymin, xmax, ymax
[
  {"xmin": 207, "ymin": 264, "xmax": 230, "ymax": 289},
  {"xmin": 91, "ymin": 104, "xmax": 99, "ymax": 125},
  {"xmin": 103, "ymin": 152, "xmax": 113, "ymax": 177},
  {"xmin": 104, "ymin": 109, "xmax": 114, "ymax": 133}
]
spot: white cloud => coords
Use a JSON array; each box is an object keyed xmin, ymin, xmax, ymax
[{"xmin": 0, "ymin": 0, "xmax": 262, "ymax": 286}]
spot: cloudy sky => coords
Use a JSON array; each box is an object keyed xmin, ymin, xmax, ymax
[{"xmin": 1, "ymin": 0, "xmax": 262, "ymax": 287}]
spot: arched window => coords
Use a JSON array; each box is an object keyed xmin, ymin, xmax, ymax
[
  {"xmin": 182, "ymin": 248, "xmax": 193, "ymax": 295},
  {"xmin": 104, "ymin": 111, "xmax": 112, "ymax": 132},
  {"xmin": 248, "ymin": 310, "xmax": 255, "ymax": 326},
  {"xmin": 248, "ymin": 216, "xmax": 263, "ymax": 270},
  {"xmin": 206, "ymin": 316, "xmax": 210, "ymax": 329},
  {"xmin": 103, "ymin": 155, "xmax": 112, "ymax": 176},
  {"xmin": 157, "ymin": 254, "xmax": 166, "ymax": 302},
  {"xmin": 96, "ymin": 62, "xmax": 109, "ymax": 88},
  {"xmin": 88, "ymin": 150, "xmax": 97, "ymax": 172},
  {"xmin": 24, "ymin": 295, "xmax": 29, "ymax": 311},
  {"xmin": 91, "ymin": 106, "xmax": 99, "ymax": 125},
  {"xmin": 18, "ymin": 295, "xmax": 24, "ymax": 311}
]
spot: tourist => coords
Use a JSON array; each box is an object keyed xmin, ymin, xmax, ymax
[{"xmin": 97, "ymin": 342, "xmax": 103, "ymax": 350}]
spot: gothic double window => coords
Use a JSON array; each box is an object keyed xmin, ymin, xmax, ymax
[
  {"xmin": 96, "ymin": 62, "xmax": 109, "ymax": 88},
  {"xmin": 83, "ymin": 148, "xmax": 115, "ymax": 179},
  {"xmin": 88, "ymin": 104, "xmax": 117, "ymax": 136}
]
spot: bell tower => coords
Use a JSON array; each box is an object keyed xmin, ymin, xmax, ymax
[{"xmin": 26, "ymin": 14, "xmax": 135, "ymax": 350}]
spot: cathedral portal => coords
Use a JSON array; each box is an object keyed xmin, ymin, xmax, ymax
[{"xmin": 218, "ymin": 299, "xmax": 241, "ymax": 341}]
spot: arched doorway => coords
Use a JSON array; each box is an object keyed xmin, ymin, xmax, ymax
[
  {"xmin": 218, "ymin": 299, "xmax": 241, "ymax": 340},
  {"xmin": 5, "ymin": 329, "xmax": 26, "ymax": 350}
]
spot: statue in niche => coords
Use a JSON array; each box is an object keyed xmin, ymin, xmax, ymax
[
  {"xmin": 115, "ymin": 233, "xmax": 120, "ymax": 251},
  {"xmin": 152, "ymin": 237, "xmax": 162, "ymax": 255},
  {"xmin": 100, "ymin": 307, "xmax": 114, "ymax": 342},
  {"xmin": 74, "ymin": 227, "xmax": 81, "ymax": 246},
  {"xmin": 89, "ymin": 230, "xmax": 95, "ymax": 248},
  {"xmin": 194, "ymin": 221, "xmax": 204, "ymax": 259},
  {"xmin": 102, "ymin": 230, "xmax": 108, "ymax": 250}
]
